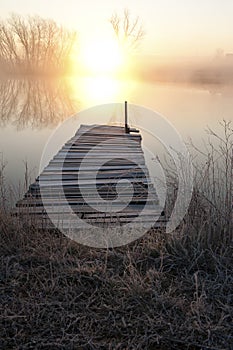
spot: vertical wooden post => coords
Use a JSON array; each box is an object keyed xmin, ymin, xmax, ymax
[{"xmin": 125, "ymin": 101, "xmax": 129, "ymax": 133}]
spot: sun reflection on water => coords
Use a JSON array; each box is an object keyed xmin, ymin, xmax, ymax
[{"xmin": 68, "ymin": 76, "xmax": 136, "ymax": 109}]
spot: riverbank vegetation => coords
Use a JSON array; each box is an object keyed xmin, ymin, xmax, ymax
[{"xmin": 0, "ymin": 122, "xmax": 232, "ymax": 349}]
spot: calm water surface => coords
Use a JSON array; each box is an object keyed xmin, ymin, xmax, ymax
[{"xmin": 0, "ymin": 76, "xmax": 232, "ymax": 203}]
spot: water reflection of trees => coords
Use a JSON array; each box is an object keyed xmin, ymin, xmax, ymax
[{"xmin": 0, "ymin": 78, "xmax": 79, "ymax": 129}]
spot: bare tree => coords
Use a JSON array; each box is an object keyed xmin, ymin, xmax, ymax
[
  {"xmin": 110, "ymin": 9, "xmax": 145, "ymax": 52},
  {"xmin": 0, "ymin": 14, "xmax": 78, "ymax": 75}
]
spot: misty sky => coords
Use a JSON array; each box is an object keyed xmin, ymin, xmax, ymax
[{"xmin": 1, "ymin": 0, "xmax": 233, "ymax": 57}]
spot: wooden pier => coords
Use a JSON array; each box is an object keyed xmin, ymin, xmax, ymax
[{"xmin": 15, "ymin": 123, "xmax": 165, "ymax": 229}]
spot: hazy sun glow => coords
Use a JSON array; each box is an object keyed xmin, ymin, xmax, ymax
[
  {"xmin": 71, "ymin": 32, "xmax": 132, "ymax": 107},
  {"xmin": 82, "ymin": 77, "xmax": 119, "ymax": 102},
  {"xmin": 68, "ymin": 76, "xmax": 136, "ymax": 108},
  {"xmin": 80, "ymin": 37, "xmax": 124, "ymax": 75}
]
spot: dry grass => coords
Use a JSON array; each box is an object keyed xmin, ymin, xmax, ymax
[
  {"xmin": 0, "ymin": 121, "xmax": 233, "ymax": 349},
  {"xmin": 0, "ymin": 211, "xmax": 232, "ymax": 349}
]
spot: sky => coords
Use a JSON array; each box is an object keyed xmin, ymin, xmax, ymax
[{"xmin": 0, "ymin": 0, "xmax": 233, "ymax": 57}]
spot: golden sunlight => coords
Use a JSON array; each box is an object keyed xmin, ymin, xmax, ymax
[
  {"xmin": 80, "ymin": 38, "xmax": 124, "ymax": 75},
  {"xmin": 68, "ymin": 76, "xmax": 136, "ymax": 108},
  {"xmin": 84, "ymin": 77, "xmax": 119, "ymax": 100}
]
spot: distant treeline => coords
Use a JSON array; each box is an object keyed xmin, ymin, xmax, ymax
[
  {"xmin": 0, "ymin": 14, "xmax": 77, "ymax": 76},
  {"xmin": 132, "ymin": 56, "xmax": 233, "ymax": 85}
]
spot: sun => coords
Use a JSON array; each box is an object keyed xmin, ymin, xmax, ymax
[{"xmin": 80, "ymin": 37, "xmax": 124, "ymax": 75}]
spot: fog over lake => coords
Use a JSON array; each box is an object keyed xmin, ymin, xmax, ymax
[{"xmin": 0, "ymin": 77, "xmax": 232, "ymax": 204}]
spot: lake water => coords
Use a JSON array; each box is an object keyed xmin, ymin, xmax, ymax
[{"xmin": 0, "ymin": 76, "xmax": 232, "ymax": 204}]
